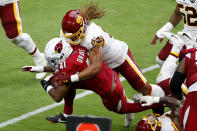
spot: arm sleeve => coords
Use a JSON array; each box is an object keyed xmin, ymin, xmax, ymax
[{"xmin": 170, "ymin": 70, "xmax": 186, "ymax": 95}]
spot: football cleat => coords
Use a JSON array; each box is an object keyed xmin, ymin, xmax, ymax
[
  {"xmin": 33, "ymin": 53, "xmax": 47, "ymax": 79},
  {"xmin": 124, "ymin": 113, "xmax": 134, "ymax": 127},
  {"xmin": 46, "ymin": 113, "xmax": 68, "ymax": 123}
]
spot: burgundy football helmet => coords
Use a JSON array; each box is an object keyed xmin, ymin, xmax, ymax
[
  {"xmin": 62, "ymin": 9, "xmax": 86, "ymax": 45},
  {"xmin": 136, "ymin": 113, "xmax": 161, "ymax": 131}
]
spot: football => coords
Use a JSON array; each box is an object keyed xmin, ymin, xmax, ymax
[{"xmin": 48, "ymin": 75, "xmax": 61, "ymax": 89}]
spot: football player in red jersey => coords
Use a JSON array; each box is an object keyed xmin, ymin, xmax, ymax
[
  {"xmin": 0, "ymin": 0, "xmax": 46, "ymax": 79},
  {"xmin": 169, "ymin": 41, "xmax": 197, "ymax": 130},
  {"xmin": 39, "ymin": 38, "xmax": 162, "ymax": 125},
  {"xmin": 59, "ymin": 2, "xmax": 165, "ymax": 99}
]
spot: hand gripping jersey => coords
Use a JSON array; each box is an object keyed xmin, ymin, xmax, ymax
[
  {"xmin": 60, "ymin": 22, "xmax": 128, "ymax": 69},
  {"xmin": 58, "ymin": 46, "xmax": 114, "ymax": 96},
  {"xmin": 0, "ymin": 0, "xmax": 18, "ymax": 6},
  {"xmin": 184, "ymin": 48, "xmax": 197, "ymax": 88},
  {"xmin": 176, "ymin": 0, "xmax": 197, "ymax": 37}
]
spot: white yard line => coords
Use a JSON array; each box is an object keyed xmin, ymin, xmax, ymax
[{"xmin": 0, "ymin": 64, "xmax": 160, "ymax": 128}]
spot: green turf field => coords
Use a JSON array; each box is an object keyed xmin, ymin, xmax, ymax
[{"xmin": 0, "ymin": 0, "xmax": 183, "ymax": 130}]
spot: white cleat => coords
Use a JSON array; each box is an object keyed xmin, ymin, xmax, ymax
[
  {"xmin": 124, "ymin": 113, "xmax": 134, "ymax": 127},
  {"xmin": 33, "ymin": 53, "xmax": 47, "ymax": 79}
]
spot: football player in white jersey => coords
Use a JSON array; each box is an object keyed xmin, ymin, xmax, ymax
[
  {"xmin": 151, "ymin": 0, "xmax": 197, "ymax": 66},
  {"xmin": 135, "ymin": 94, "xmax": 182, "ymax": 131},
  {"xmin": 60, "ymin": 2, "xmax": 164, "ymax": 98},
  {"xmin": 0, "ymin": 0, "xmax": 46, "ymax": 79},
  {"xmin": 23, "ymin": 2, "xmax": 165, "ymax": 127},
  {"xmin": 60, "ymin": 3, "xmax": 165, "ymax": 126}
]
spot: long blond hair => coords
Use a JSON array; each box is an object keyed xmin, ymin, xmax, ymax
[{"xmin": 80, "ymin": 1, "xmax": 106, "ymax": 21}]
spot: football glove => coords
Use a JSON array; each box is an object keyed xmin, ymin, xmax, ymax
[
  {"xmin": 161, "ymin": 32, "xmax": 184, "ymax": 54},
  {"xmin": 40, "ymin": 74, "xmax": 53, "ymax": 92},
  {"xmin": 151, "ymin": 22, "xmax": 174, "ymax": 44},
  {"xmin": 22, "ymin": 66, "xmax": 44, "ymax": 73},
  {"xmin": 40, "ymin": 80, "xmax": 50, "ymax": 91},
  {"xmin": 54, "ymin": 72, "xmax": 71, "ymax": 85},
  {"xmin": 178, "ymin": 31, "xmax": 197, "ymax": 49},
  {"xmin": 139, "ymin": 96, "xmax": 160, "ymax": 106}
]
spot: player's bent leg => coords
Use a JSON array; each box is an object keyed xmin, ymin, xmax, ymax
[
  {"xmin": 156, "ymin": 40, "xmax": 173, "ymax": 66},
  {"xmin": 114, "ymin": 49, "xmax": 151, "ymax": 95},
  {"xmin": 46, "ymin": 89, "xmax": 75, "ymax": 124},
  {"xmin": 9, "ymin": 33, "xmax": 47, "ymax": 79}
]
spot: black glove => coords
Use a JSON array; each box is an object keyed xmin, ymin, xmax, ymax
[{"xmin": 41, "ymin": 80, "xmax": 50, "ymax": 91}]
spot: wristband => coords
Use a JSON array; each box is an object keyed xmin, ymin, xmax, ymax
[
  {"xmin": 38, "ymin": 66, "xmax": 44, "ymax": 72},
  {"xmin": 153, "ymin": 97, "xmax": 160, "ymax": 103},
  {"xmin": 162, "ymin": 22, "xmax": 174, "ymax": 31},
  {"xmin": 71, "ymin": 74, "xmax": 79, "ymax": 82},
  {"xmin": 46, "ymin": 85, "xmax": 53, "ymax": 93}
]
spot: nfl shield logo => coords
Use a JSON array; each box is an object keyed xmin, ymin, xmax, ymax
[{"xmin": 190, "ymin": 0, "xmax": 195, "ymax": 3}]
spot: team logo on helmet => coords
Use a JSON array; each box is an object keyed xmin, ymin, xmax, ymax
[
  {"xmin": 55, "ymin": 42, "xmax": 63, "ymax": 53},
  {"xmin": 190, "ymin": 0, "xmax": 195, "ymax": 3}
]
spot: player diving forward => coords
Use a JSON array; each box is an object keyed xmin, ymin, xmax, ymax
[{"xmin": 39, "ymin": 38, "xmax": 163, "ymax": 126}]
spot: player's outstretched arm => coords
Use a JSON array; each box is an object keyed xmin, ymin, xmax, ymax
[
  {"xmin": 151, "ymin": 4, "xmax": 182, "ymax": 44},
  {"xmin": 22, "ymin": 66, "xmax": 55, "ymax": 72}
]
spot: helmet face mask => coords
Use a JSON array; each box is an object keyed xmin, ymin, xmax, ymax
[{"xmin": 62, "ymin": 10, "xmax": 86, "ymax": 45}]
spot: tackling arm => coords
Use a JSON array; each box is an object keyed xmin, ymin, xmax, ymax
[{"xmin": 77, "ymin": 45, "xmax": 103, "ymax": 81}]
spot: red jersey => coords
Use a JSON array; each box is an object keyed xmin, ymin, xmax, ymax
[
  {"xmin": 184, "ymin": 48, "xmax": 197, "ymax": 87},
  {"xmin": 58, "ymin": 46, "xmax": 114, "ymax": 96}
]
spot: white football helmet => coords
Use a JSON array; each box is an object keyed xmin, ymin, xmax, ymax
[{"xmin": 44, "ymin": 38, "xmax": 73, "ymax": 70}]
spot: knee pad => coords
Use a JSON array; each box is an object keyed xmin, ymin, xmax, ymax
[
  {"xmin": 150, "ymin": 84, "xmax": 165, "ymax": 97},
  {"xmin": 9, "ymin": 33, "xmax": 36, "ymax": 54}
]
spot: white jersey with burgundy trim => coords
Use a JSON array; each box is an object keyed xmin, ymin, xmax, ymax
[
  {"xmin": 176, "ymin": 0, "xmax": 197, "ymax": 37},
  {"xmin": 0, "ymin": 0, "xmax": 19, "ymax": 6},
  {"xmin": 80, "ymin": 22, "xmax": 128, "ymax": 69},
  {"xmin": 158, "ymin": 111, "xmax": 179, "ymax": 131}
]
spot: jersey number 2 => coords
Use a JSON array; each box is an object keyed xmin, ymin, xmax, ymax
[{"xmin": 179, "ymin": 4, "xmax": 197, "ymax": 26}]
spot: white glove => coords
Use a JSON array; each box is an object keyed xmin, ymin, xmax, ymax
[
  {"xmin": 161, "ymin": 32, "xmax": 184, "ymax": 54},
  {"xmin": 139, "ymin": 96, "xmax": 160, "ymax": 106},
  {"xmin": 132, "ymin": 93, "xmax": 143, "ymax": 103},
  {"xmin": 151, "ymin": 22, "xmax": 174, "ymax": 44},
  {"xmin": 178, "ymin": 31, "xmax": 197, "ymax": 49},
  {"xmin": 22, "ymin": 66, "xmax": 44, "ymax": 73}
]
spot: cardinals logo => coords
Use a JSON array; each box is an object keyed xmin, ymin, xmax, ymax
[{"xmin": 55, "ymin": 42, "xmax": 63, "ymax": 53}]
